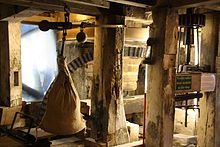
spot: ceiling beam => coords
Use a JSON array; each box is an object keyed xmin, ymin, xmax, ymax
[
  {"xmin": 61, "ymin": 0, "xmax": 109, "ymax": 9},
  {"xmin": 0, "ymin": 0, "xmax": 102, "ymax": 16},
  {"xmin": 108, "ymin": 0, "xmax": 148, "ymax": 8},
  {"xmin": 0, "ymin": 4, "xmax": 42, "ymax": 21},
  {"xmin": 203, "ymin": 3, "xmax": 220, "ymax": 11},
  {"xmin": 171, "ymin": 0, "xmax": 220, "ymax": 8}
]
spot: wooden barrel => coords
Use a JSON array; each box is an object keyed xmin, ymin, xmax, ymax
[{"xmin": 123, "ymin": 57, "xmax": 143, "ymax": 91}]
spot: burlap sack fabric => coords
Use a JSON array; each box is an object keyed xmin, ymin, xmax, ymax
[{"xmin": 40, "ymin": 56, "xmax": 85, "ymax": 135}]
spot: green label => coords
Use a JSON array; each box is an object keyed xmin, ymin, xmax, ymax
[{"xmin": 176, "ymin": 76, "xmax": 192, "ymax": 91}]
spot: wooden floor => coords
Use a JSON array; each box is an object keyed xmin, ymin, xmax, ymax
[
  {"xmin": 114, "ymin": 140, "xmax": 143, "ymax": 147},
  {"xmin": 0, "ymin": 127, "xmax": 143, "ymax": 147},
  {"xmin": 0, "ymin": 136, "xmax": 23, "ymax": 147}
]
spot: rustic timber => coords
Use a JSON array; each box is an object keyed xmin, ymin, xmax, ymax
[
  {"xmin": 0, "ymin": 3, "xmax": 42, "ymax": 21},
  {"xmin": 107, "ymin": 0, "xmax": 152, "ymax": 8},
  {"xmin": 197, "ymin": 12, "xmax": 219, "ymax": 147},
  {"xmin": 0, "ymin": 106, "xmax": 22, "ymax": 125},
  {"xmin": 171, "ymin": 0, "xmax": 220, "ymax": 8},
  {"xmin": 0, "ymin": 4, "xmax": 26, "ymax": 20},
  {"xmin": 61, "ymin": 0, "xmax": 109, "ymax": 8},
  {"xmin": 145, "ymin": 7, "xmax": 178, "ymax": 147},
  {"xmin": 215, "ymin": 13, "xmax": 220, "ymax": 147},
  {"xmin": 0, "ymin": 22, "xmax": 22, "ymax": 107},
  {"xmin": 91, "ymin": 15, "xmax": 130, "ymax": 146},
  {"xmin": 22, "ymin": 15, "xmax": 57, "ymax": 24},
  {"xmin": 108, "ymin": 3, "xmax": 148, "ymax": 19},
  {"xmin": 0, "ymin": 0, "xmax": 102, "ymax": 16}
]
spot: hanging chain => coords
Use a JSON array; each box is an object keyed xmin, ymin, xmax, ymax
[{"xmin": 61, "ymin": 5, "xmax": 70, "ymax": 56}]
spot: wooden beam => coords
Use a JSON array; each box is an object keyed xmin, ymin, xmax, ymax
[
  {"xmin": 91, "ymin": 15, "xmax": 130, "ymax": 146},
  {"xmin": 61, "ymin": 0, "xmax": 109, "ymax": 8},
  {"xmin": 22, "ymin": 15, "xmax": 57, "ymax": 24},
  {"xmin": 0, "ymin": 0, "xmax": 102, "ymax": 16},
  {"xmin": 0, "ymin": 4, "xmax": 26, "ymax": 20},
  {"xmin": 109, "ymin": 4, "xmax": 148, "ymax": 19},
  {"xmin": 202, "ymin": 3, "xmax": 220, "ymax": 11},
  {"xmin": 0, "ymin": 4, "xmax": 43, "ymax": 21},
  {"xmin": 145, "ymin": 8, "xmax": 178, "ymax": 147},
  {"xmin": 215, "ymin": 13, "xmax": 220, "ymax": 147},
  {"xmin": 197, "ymin": 12, "xmax": 219, "ymax": 147},
  {"xmin": 171, "ymin": 0, "xmax": 220, "ymax": 8},
  {"xmin": 0, "ymin": 22, "xmax": 22, "ymax": 107},
  {"xmin": 107, "ymin": 0, "xmax": 151, "ymax": 8}
]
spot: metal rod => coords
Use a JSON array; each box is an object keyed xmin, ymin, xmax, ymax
[
  {"xmin": 60, "ymin": 32, "xmax": 66, "ymax": 56},
  {"xmin": 10, "ymin": 112, "xmax": 19, "ymax": 131},
  {"xmin": 38, "ymin": 21, "xmax": 151, "ymax": 31},
  {"xmin": 176, "ymin": 105, "xmax": 199, "ymax": 108},
  {"xmin": 143, "ymin": 93, "xmax": 147, "ymax": 146},
  {"xmin": 177, "ymin": 27, "xmax": 182, "ymax": 72},
  {"xmin": 27, "ymin": 118, "xmax": 33, "ymax": 135},
  {"xmin": 175, "ymin": 93, "xmax": 203, "ymax": 101},
  {"xmin": 186, "ymin": 44, "xmax": 191, "ymax": 65},
  {"xmin": 185, "ymin": 100, "xmax": 188, "ymax": 127},
  {"xmin": 197, "ymin": 27, "xmax": 200, "ymax": 66}
]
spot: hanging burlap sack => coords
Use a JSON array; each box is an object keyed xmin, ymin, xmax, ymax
[{"xmin": 40, "ymin": 56, "xmax": 85, "ymax": 135}]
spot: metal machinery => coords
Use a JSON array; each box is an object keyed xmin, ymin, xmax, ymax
[{"xmin": 175, "ymin": 8, "xmax": 215, "ymax": 127}]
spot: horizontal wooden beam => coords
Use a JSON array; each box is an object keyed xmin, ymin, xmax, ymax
[
  {"xmin": 109, "ymin": 4, "xmax": 148, "ymax": 19},
  {"xmin": 61, "ymin": 0, "xmax": 109, "ymax": 8},
  {"xmin": 0, "ymin": 4, "xmax": 43, "ymax": 21},
  {"xmin": 107, "ymin": 0, "xmax": 151, "ymax": 8},
  {"xmin": 0, "ymin": 4, "xmax": 26, "ymax": 20},
  {"xmin": 171, "ymin": 0, "xmax": 220, "ymax": 8},
  {"xmin": 0, "ymin": 0, "xmax": 102, "ymax": 16},
  {"xmin": 202, "ymin": 3, "xmax": 220, "ymax": 11}
]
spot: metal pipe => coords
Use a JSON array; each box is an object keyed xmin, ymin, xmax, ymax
[
  {"xmin": 143, "ymin": 93, "xmax": 147, "ymax": 146},
  {"xmin": 185, "ymin": 100, "xmax": 188, "ymax": 127},
  {"xmin": 177, "ymin": 27, "xmax": 182, "ymax": 72},
  {"xmin": 175, "ymin": 93, "xmax": 203, "ymax": 101},
  {"xmin": 196, "ymin": 27, "xmax": 200, "ymax": 66}
]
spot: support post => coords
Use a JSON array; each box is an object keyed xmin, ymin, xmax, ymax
[
  {"xmin": 0, "ymin": 22, "xmax": 22, "ymax": 107},
  {"xmin": 145, "ymin": 7, "xmax": 178, "ymax": 147},
  {"xmin": 198, "ymin": 12, "xmax": 219, "ymax": 147},
  {"xmin": 215, "ymin": 13, "xmax": 220, "ymax": 147},
  {"xmin": 91, "ymin": 15, "xmax": 130, "ymax": 146}
]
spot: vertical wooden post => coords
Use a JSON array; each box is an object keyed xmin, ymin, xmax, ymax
[
  {"xmin": 0, "ymin": 22, "xmax": 22, "ymax": 107},
  {"xmin": 198, "ymin": 12, "xmax": 219, "ymax": 147},
  {"xmin": 145, "ymin": 8, "xmax": 178, "ymax": 147},
  {"xmin": 91, "ymin": 15, "xmax": 130, "ymax": 146},
  {"xmin": 216, "ymin": 13, "xmax": 220, "ymax": 147}
]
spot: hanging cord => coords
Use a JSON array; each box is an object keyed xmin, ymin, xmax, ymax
[{"xmin": 60, "ymin": 5, "xmax": 70, "ymax": 56}]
